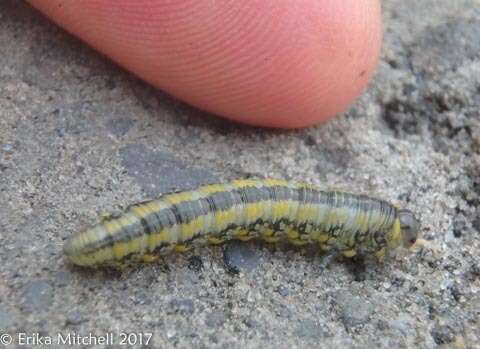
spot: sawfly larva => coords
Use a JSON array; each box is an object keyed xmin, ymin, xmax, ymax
[{"xmin": 64, "ymin": 179, "xmax": 420, "ymax": 267}]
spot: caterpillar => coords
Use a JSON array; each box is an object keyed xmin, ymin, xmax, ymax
[{"xmin": 64, "ymin": 178, "xmax": 420, "ymax": 267}]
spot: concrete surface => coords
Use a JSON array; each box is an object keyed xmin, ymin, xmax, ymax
[{"xmin": 1, "ymin": 1, "xmax": 479, "ymax": 348}]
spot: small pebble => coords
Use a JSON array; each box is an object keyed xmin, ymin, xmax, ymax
[
  {"xmin": 294, "ymin": 318, "xmax": 329, "ymax": 338},
  {"xmin": 452, "ymin": 214, "xmax": 466, "ymax": 238},
  {"xmin": 1, "ymin": 143, "xmax": 14, "ymax": 153},
  {"xmin": 65, "ymin": 310, "xmax": 84, "ymax": 326},
  {"xmin": 105, "ymin": 117, "xmax": 135, "ymax": 137},
  {"xmin": 335, "ymin": 291, "xmax": 374, "ymax": 329},
  {"xmin": 22, "ymin": 280, "xmax": 54, "ymax": 312},
  {"xmin": 187, "ymin": 256, "xmax": 204, "ymax": 272},
  {"xmin": 168, "ymin": 299, "xmax": 195, "ymax": 315},
  {"xmin": 205, "ymin": 311, "xmax": 226, "ymax": 328},
  {"xmin": 431, "ymin": 324, "xmax": 456, "ymax": 345}
]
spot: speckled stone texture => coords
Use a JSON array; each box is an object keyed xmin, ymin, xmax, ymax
[{"xmin": 0, "ymin": 1, "xmax": 479, "ymax": 348}]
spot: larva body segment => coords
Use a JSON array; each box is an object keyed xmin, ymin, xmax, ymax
[{"xmin": 64, "ymin": 179, "xmax": 417, "ymax": 267}]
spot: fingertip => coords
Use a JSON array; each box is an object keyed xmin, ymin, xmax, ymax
[{"xmin": 27, "ymin": 0, "xmax": 382, "ymax": 128}]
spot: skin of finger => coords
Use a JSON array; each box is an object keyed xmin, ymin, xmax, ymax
[{"xmin": 27, "ymin": 0, "xmax": 382, "ymax": 128}]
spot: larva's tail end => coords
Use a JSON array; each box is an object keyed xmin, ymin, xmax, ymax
[
  {"xmin": 63, "ymin": 235, "xmax": 97, "ymax": 268},
  {"xmin": 63, "ymin": 237, "xmax": 79, "ymax": 265},
  {"xmin": 63, "ymin": 236, "xmax": 74, "ymax": 256}
]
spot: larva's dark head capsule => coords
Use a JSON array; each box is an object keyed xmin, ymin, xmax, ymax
[{"xmin": 397, "ymin": 209, "xmax": 420, "ymax": 248}]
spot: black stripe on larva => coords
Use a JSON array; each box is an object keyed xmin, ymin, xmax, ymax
[
  {"xmin": 169, "ymin": 204, "xmax": 184, "ymax": 225},
  {"xmin": 289, "ymin": 186, "xmax": 299, "ymax": 204},
  {"xmin": 272, "ymin": 186, "xmax": 283, "ymax": 201},
  {"xmin": 177, "ymin": 200, "xmax": 195, "ymax": 223},
  {"xmin": 100, "ymin": 228, "xmax": 115, "ymax": 251},
  {"xmin": 209, "ymin": 190, "xmax": 235, "ymax": 211},
  {"xmin": 206, "ymin": 195, "xmax": 217, "ymax": 213},
  {"xmin": 244, "ymin": 186, "xmax": 262, "ymax": 203},
  {"xmin": 309, "ymin": 188, "xmax": 321, "ymax": 206},
  {"xmin": 323, "ymin": 191, "xmax": 332, "ymax": 208},
  {"xmin": 149, "ymin": 211, "xmax": 164, "ymax": 236},
  {"xmin": 139, "ymin": 216, "xmax": 153, "ymax": 235},
  {"xmin": 298, "ymin": 186, "xmax": 306, "ymax": 204},
  {"xmin": 238, "ymin": 187, "xmax": 249, "ymax": 204},
  {"xmin": 282, "ymin": 186, "xmax": 290, "ymax": 201},
  {"xmin": 80, "ymin": 219, "xmax": 132, "ymax": 254},
  {"xmin": 266, "ymin": 185, "xmax": 276, "ymax": 202},
  {"xmin": 87, "ymin": 185, "xmax": 395, "ymax": 251},
  {"xmin": 357, "ymin": 196, "xmax": 367, "ymax": 214},
  {"xmin": 333, "ymin": 191, "xmax": 342, "ymax": 207},
  {"xmin": 158, "ymin": 208, "xmax": 177, "ymax": 232},
  {"xmin": 363, "ymin": 196, "xmax": 374, "ymax": 213}
]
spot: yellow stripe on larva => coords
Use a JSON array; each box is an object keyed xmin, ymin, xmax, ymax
[
  {"xmin": 198, "ymin": 184, "xmax": 231, "ymax": 195},
  {"xmin": 231, "ymin": 179, "xmax": 264, "ymax": 189},
  {"xmin": 214, "ymin": 206, "xmax": 238, "ymax": 232},
  {"xmin": 180, "ymin": 216, "xmax": 205, "ymax": 241},
  {"xmin": 271, "ymin": 201, "xmax": 291, "ymax": 221},
  {"xmin": 245, "ymin": 202, "xmax": 263, "ymax": 224},
  {"xmin": 164, "ymin": 191, "xmax": 194, "ymax": 205},
  {"xmin": 103, "ymin": 219, "xmax": 121, "ymax": 236},
  {"xmin": 149, "ymin": 230, "xmax": 171, "ymax": 251},
  {"xmin": 296, "ymin": 204, "xmax": 317, "ymax": 223},
  {"xmin": 129, "ymin": 203, "xmax": 154, "ymax": 221}
]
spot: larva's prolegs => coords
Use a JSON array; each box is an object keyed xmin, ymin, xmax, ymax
[{"xmin": 64, "ymin": 179, "xmax": 420, "ymax": 267}]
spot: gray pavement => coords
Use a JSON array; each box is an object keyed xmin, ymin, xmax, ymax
[{"xmin": 0, "ymin": 1, "xmax": 479, "ymax": 348}]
